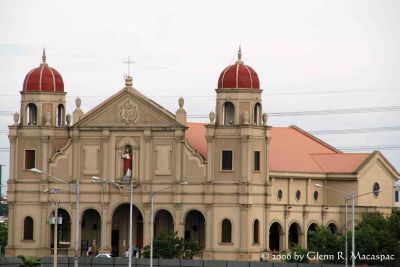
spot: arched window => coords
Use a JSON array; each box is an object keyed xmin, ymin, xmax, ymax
[
  {"xmin": 253, "ymin": 103, "xmax": 261, "ymax": 125},
  {"xmin": 223, "ymin": 102, "xmax": 235, "ymax": 125},
  {"xmin": 56, "ymin": 104, "xmax": 65, "ymax": 127},
  {"xmin": 221, "ymin": 219, "xmax": 232, "ymax": 243},
  {"xmin": 23, "ymin": 216, "xmax": 34, "ymax": 240},
  {"xmin": 253, "ymin": 219, "xmax": 260, "ymax": 244},
  {"xmin": 26, "ymin": 103, "xmax": 37, "ymax": 126}
]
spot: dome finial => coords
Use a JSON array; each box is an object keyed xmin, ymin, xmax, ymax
[
  {"xmin": 236, "ymin": 45, "xmax": 243, "ymax": 64},
  {"xmin": 41, "ymin": 48, "xmax": 48, "ymax": 66},
  {"xmin": 42, "ymin": 48, "xmax": 46, "ymax": 63}
]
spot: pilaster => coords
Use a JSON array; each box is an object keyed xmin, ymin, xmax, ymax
[
  {"xmin": 205, "ymin": 132, "xmax": 214, "ymax": 182},
  {"xmin": 144, "ymin": 130, "xmax": 151, "ymax": 182}
]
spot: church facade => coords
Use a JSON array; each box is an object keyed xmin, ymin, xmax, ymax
[{"xmin": 6, "ymin": 49, "xmax": 399, "ymax": 260}]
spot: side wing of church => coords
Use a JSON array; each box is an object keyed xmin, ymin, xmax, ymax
[{"xmin": 6, "ymin": 49, "xmax": 399, "ymax": 260}]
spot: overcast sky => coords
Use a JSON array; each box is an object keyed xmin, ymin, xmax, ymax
[{"xmin": 1, "ymin": 0, "xmax": 399, "ymax": 192}]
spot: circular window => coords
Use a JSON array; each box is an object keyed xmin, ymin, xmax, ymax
[
  {"xmin": 277, "ymin": 190, "xmax": 283, "ymax": 200},
  {"xmin": 373, "ymin": 183, "xmax": 380, "ymax": 197},
  {"xmin": 313, "ymin": 191, "xmax": 319, "ymax": 201},
  {"xmin": 296, "ymin": 190, "xmax": 301, "ymax": 201}
]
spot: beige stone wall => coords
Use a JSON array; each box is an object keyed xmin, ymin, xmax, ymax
[{"xmin": 6, "ymin": 87, "xmax": 398, "ymax": 260}]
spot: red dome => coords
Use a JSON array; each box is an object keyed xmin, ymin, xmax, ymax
[
  {"xmin": 217, "ymin": 47, "xmax": 260, "ymax": 89},
  {"xmin": 23, "ymin": 50, "xmax": 64, "ymax": 92}
]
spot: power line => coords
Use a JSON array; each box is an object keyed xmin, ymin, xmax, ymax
[
  {"xmin": 309, "ymin": 125, "xmax": 400, "ymax": 135},
  {"xmin": 338, "ymin": 145, "xmax": 400, "ymax": 151},
  {"xmin": 187, "ymin": 105, "xmax": 400, "ymax": 118},
  {"xmin": 0, "ymin": 86, "xmax": 399, "ymax": 99}
]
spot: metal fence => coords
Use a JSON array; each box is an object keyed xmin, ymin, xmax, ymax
[{"xmin": 0, "ymin": 257, "xmax": 388, "ymax": 267}]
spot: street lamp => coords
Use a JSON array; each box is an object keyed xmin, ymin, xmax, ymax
[
  {"xmin": 315, "ymin": 184, "xmax": 381, "ymax": 267},
  {"xmin": 31, "ymin": 168, "xmax": 80, "ymax": 267},
  {"xmin": 316, "ymin": 183, "xmax": 350, "ymax": 267},
  {"xmin": 44, "ymin": 188, "xmax": 60, "ymax": 267},
  {"xmin": 91, "ymin": 176, "xmax": 134, "ymax": 267},
  {"xmin": 150, "ymin": 182, "xmax": 188, "ymax": 267}
]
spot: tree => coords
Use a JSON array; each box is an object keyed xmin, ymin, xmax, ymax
[
  {"xmin": 142, "ymin": 232, "xmax": 202, "ymax": 259},
  {"xmin": 0, "ymin": 222, "xmax": 7, "ymax": 256},
  {"xmin": 308, "ymin": 225, "xmax": 344, "ymax": 264},
  {"xmin": 353, "ymin": 210, "xmax": 400, "ymax": 266},
  {"xmin": 18, "ymin": 256, "xmax": 41, "ymax": 267}
]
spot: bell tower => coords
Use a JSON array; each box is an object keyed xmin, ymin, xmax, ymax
[
  {"xmin": 20, "ymin": 49, "xmax": 67, "ymax": 127},
  {"xmin": 206, "ymin": 47, "xmax": 271, "ymax": 183}
]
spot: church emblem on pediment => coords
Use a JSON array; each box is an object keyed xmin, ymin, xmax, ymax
[{"xmin": 119, "ymin": 99, "xmax": 139, "ymax": 124}]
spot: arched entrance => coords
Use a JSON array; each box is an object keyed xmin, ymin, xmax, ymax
[
  {"xmin": 288, "ymin": 222, "xmax": 301, "ymax": 249},
  {"xmin": 327, "ymin": 223, "xmax": 339, "ymax": 235},
  {"xmin": 81, "ymin": 209, "xmax": 101, "ymax": 255},
  {"xmin": 307, "ymin": 223, "xmax": 318, "ymax": 248},
  {"xmin": 184, "ymin": 210, "xmax": 205, "ymax": 248},
  {"xmin": 269, "ymin": 222, "xmax": 283, "ymax": 252},
  {"xmin": 111, "ymin": 203, "xmax": 143, "ymax": 257},
  {"xmin": 154, "ymin": 209, "xmax": 174, "ymax": 237},
  {"xmin": 50, "ymin": 209, "xmax": 71, "ymax": 255}
]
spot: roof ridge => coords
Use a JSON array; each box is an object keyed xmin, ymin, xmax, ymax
[
  {"xmin": 310, "ymin": 152, "xmax": 370, "ymax": 156},
  {"xmin": 289, "ymin": 125, "xmax": 341, "ymax": 153}
]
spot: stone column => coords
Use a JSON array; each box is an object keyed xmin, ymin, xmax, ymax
[
  {"xmin": 39, "ymin": 203, "xmax": 49, "ymax": 253},
  {"xmin": 174, "ymin": 205, "xmax": 183, "ymax": 236},
  {"xmin": 204, "ymin": 204, "xmax": 213, "ymax": 255},
  {"xmin": 264, "ymin": 205, "xmax": 270, "ymax": 251},
  {"xmin": 239, "ymin": 204, "xmax": 248, "ymax": 256},
  {"xmin": 41, "ymin": 136, "xmax": 49, "ymax": 181},
  {"xmin": 72, "ymin": 129, "xmax": 80, "ymax": 183},
  {"xmin": 8, "ymin": 135, "xmax": 16, "ymax": 182},
  {"xmin": 70, "ymin": 202, "xmax": 81, "ymax": 256},
  {"xmin": 5, "ymin": 202, "xmax": 15, "ymax": 255},
  {"xmin": 283, "ymin": 208, "xmax": 289, "ymax": 252},
  {"xmin": 102, "ymin": 130, "xmax": 110, "ymax": 179},
  {"xmin": 174, "ymin": 130, "xmax": 184, "ymax": 182},
  {"xmin": 143, "ymin": 204, "xmax": 151, "ymax": 247},
  {"xmin": 144, "ymin": 130, "xmax": 151, "ymax": 182},
  {"xmin": 240, "ymin": 135, "xmax": 249, "ymax": 183},
  {"xmin": 205, "ymin": 132, "xmax": 214, "ymax": 182},
  {"xmin": 302, "ymin": 209, "xmax": 308, "ymax": 248},
  {"xmin": 101, "ymin": 204, "xmax": 110, "ymax": 252}
]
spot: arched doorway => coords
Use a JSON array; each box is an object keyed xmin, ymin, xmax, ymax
[
  {"xmin": 307, "ymin": 223, "xmax": 318, "ymax": 248},
  {"xmin": 50, "ymin": 209, "xmax": 71, "ymax": 255},
  {"xmin": 154, "ymin": 209, "xmax": 174, "ymax": 237},
  {"xmin": 269, "ymin": 222, "xmax": 283, "ymax": 252},
  {"xmin": 288, "ymin": 222, "xmax": 301, "ymax": 249},
  {"xmin": 184, "ymin": 210, "xmax": 205, "ymax": 248},
  {"xmin": 111, "ymin": 203, "xmax": 143, "ymax": 257},
  {"xmin": 327, "ymin": 223, "xmax": 339, "ymax": 235},
  {"xmin": 81, "ymin": 209, "xmax": 101, "ymax": 255}
]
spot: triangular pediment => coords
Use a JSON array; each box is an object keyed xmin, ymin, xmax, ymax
[{"xmin": 74, "ymin": 87, "xmax": 184, "ymax": 128}]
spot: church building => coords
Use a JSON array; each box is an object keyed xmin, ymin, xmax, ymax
[{"xmin": 6, "ymin": 48, "xmax": 399, "ymax": 260}]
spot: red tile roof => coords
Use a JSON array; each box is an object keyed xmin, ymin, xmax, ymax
[{"xmin": 186, "ymin": 122, "xmax": 371, "ymax": 174}]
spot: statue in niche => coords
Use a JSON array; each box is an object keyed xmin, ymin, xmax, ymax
[{"xmin": 121, "ymin": 145, "xmax": 133, "ymax": 183}]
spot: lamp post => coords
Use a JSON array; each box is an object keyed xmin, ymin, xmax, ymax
[
  {"xmin": 315, "ymin": 184, "xmax": 381, "ymax": 267},
  {"xmin": 316, "ymin": 183, "xmax": 350, "ymax": 267},
  {"xmin": 31, "ymin": 168, "xmax": 80, "ymax": 267},
  {"xmin": 45, "ymin": 188, "xmax": 60, "ymax": 267},
  {"xmin": 150, "ymin": 182, "xmax": 188, "ymax": 267},
  {"xmin": 91, "ymin": 176, "xmax": 134, "ymax": 267}
]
